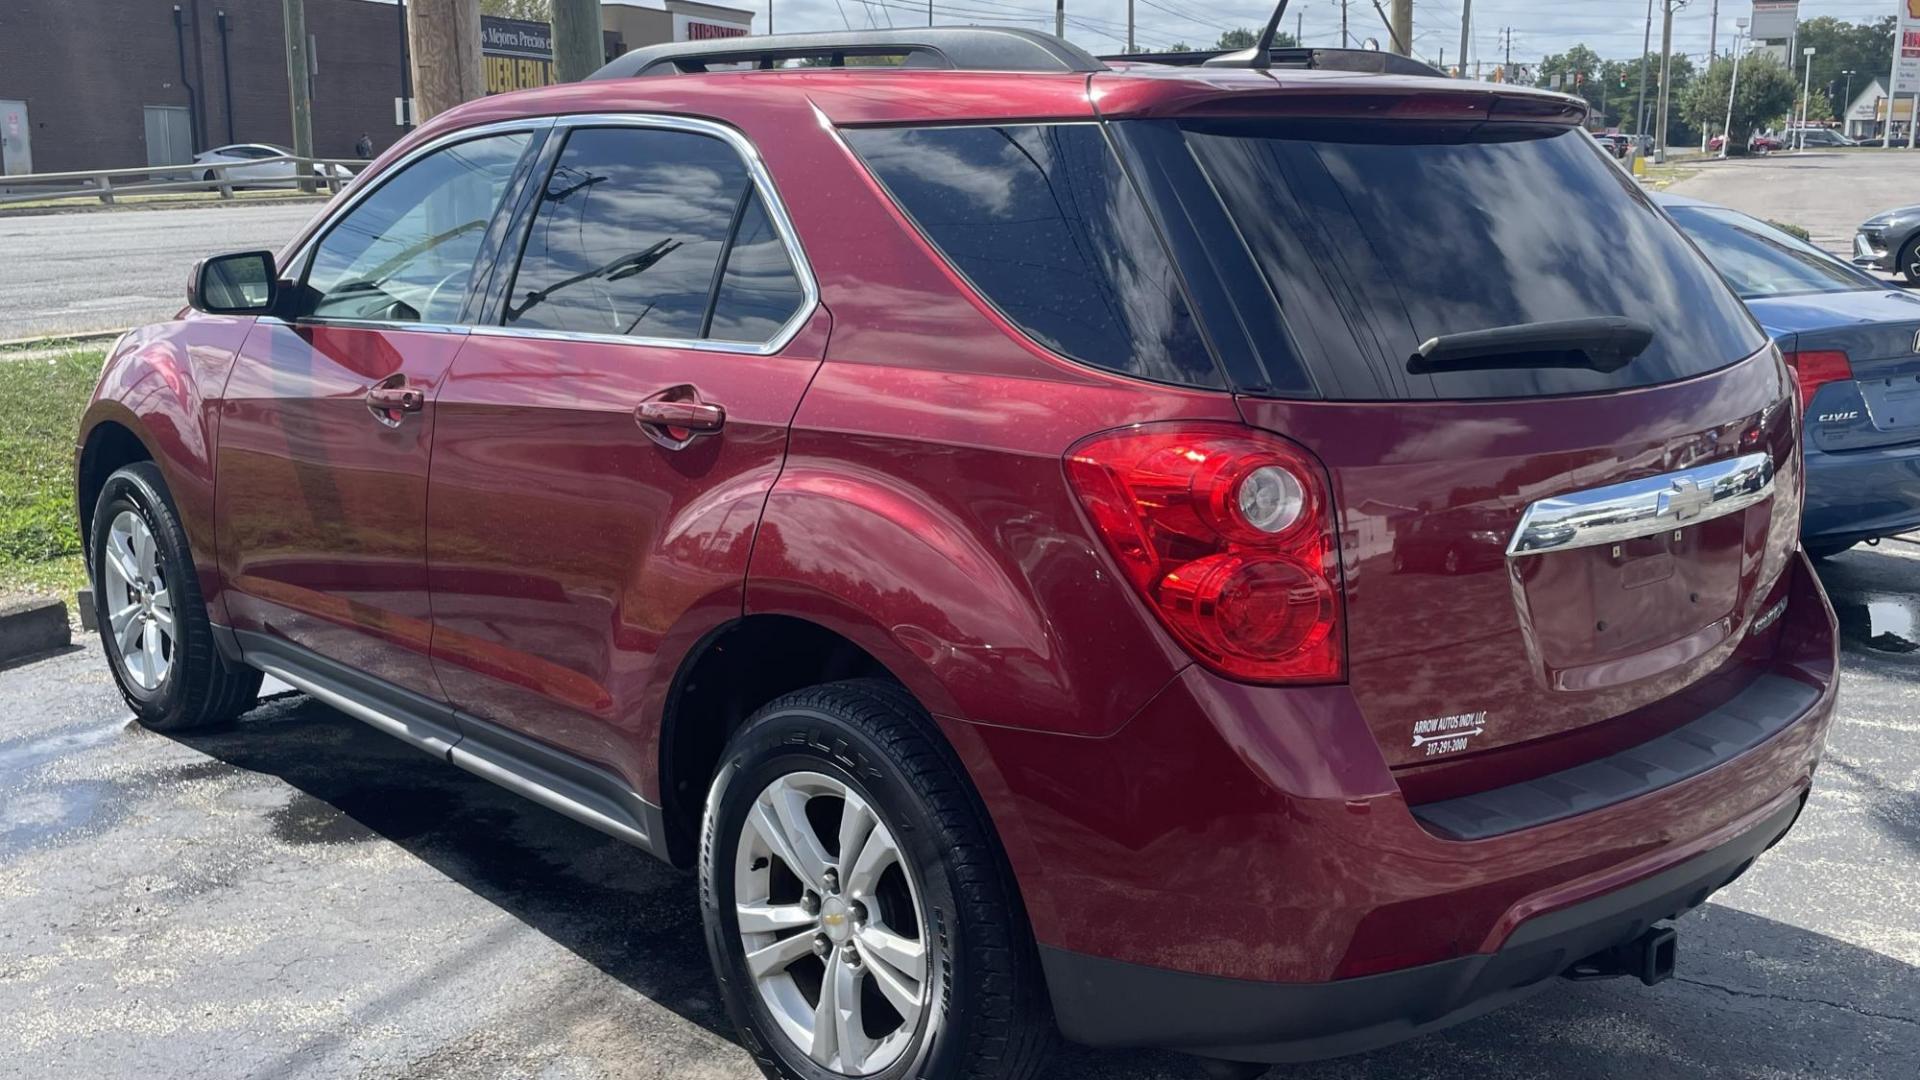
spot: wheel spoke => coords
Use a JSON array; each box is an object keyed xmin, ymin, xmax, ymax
[
  {"xmin": 116, "ymin": 610, "xmax": 144, "ymax": 660},
  {"xmin": 766, "ymin": 784, "xmax": 834, "ymax": 889},
  {"xmin": 109, "ymin": 603, "xmax": 140, "ymax": 632},
  {"xmin": 141, "ymin": 621, "xmax": 163, "ymax": 689},
  {"xmin": 106, "ymin": 534, "xmax": 139, "ymax": 590},
  {"xmin": 749, "ymin": 800, "xmax": 825, "ymax": 894},
  {"xmin": 855, "ymin": 924, "xmax": 924, "ymax": 982},
  {"xmin": 846, "ymin": 820, "xmax": 899, "ymax": 899},
  {"xmin": 134, "ymin": 522, "xmax": 156, "ymax": 582},
  {"xmin": 809, "ymin": 949, "xmax": 841, "ymax": 1066},
  {"xmin": 832, "ymin": 948, "xmax": 870, "ymax": 1071},
  {"xmin": 859, "ymin": 934, "xmax": 926, "ymax": 1017},
  {"xmin": 735, "ymin": 901, "xmax": 813, "ymax": 936},
  {"xmin": 837, "ymin": 790, "xmax": 878, "ymax": 882},
  {"xmin": 149, "ymin": 589, "xmax": 174, "ymax": 633},
  {"xmin": 744, "ymin": 930, "xmax": 816, "ymax": 980}
]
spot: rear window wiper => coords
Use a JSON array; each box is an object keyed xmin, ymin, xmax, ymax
[{"xmin": 1407, "ymin": 316, "xmax": 1655, "ymax": 375}]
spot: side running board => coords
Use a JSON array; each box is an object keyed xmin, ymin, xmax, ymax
[{"xmin": 231, "ymin": 629, "xmax": 669, "ymax": 861}]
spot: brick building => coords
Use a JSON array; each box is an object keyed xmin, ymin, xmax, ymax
[{"xmin": 0, "ymin": 0, "xmax": 753, "ymax": 176}]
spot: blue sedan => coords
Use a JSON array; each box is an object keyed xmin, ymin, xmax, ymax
[{"xmin": 1659, "ymin": 193, "xmax": 1920, "ymax": 557}]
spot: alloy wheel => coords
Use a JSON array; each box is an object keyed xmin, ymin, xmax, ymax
[
  {"xmin": 733, "ymin": 770, "xmax": 930, "ymax": 1076},
  {"xmin": 103, "ymin": 509, "xmax": 174, "ymax": 691}
]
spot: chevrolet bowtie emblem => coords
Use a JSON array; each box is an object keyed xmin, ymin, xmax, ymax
[{"xmin": 1657, "ymin": 477, "xmax": 1711, "ymax": 522}]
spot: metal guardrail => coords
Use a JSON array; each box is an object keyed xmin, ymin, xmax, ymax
[{"xmin": 0, "ymin": 154, "xmax": 362, "ymax": 207}]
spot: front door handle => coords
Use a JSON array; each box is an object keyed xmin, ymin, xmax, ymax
[{"xmin": 366, "ymin": 375, "xmax": 424, "ymax": 427}]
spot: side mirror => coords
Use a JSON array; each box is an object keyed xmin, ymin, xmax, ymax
[{"xmin": 189, "ymin": 250, "xmax": 281, "ymax": 315}]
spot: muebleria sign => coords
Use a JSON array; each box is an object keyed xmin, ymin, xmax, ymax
[{"xmin": 483, "ymin": 16, "xmax": 559, "ymax": 94}]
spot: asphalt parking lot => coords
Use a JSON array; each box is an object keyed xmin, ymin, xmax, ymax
[{"xmin": 2, "ymin": 541, "xmax": 1917, "ymax": 1080}]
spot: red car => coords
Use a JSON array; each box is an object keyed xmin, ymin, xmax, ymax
[{"xmin": 76, "ymin": 28, "xmax": 1835, "ymax": 1080}]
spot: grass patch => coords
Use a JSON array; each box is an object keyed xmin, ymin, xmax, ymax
[{"xmin": 0, "ymin": 348, "xmax": 104, "ymax": 599}]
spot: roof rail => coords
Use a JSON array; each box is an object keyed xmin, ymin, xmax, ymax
[
  {"xmin": 590, "ymin": 27, "xmax": 1108, "ymax": 80},
  {"xmin": 1104, "ymin": 47, "xmax": 1446, "ymax": 79}
]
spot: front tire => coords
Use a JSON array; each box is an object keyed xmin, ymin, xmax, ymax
[
  {"xmin": 701, "ymin": 679, "xmax": 1050, "ymax": 1080},
  {"xmin": 90, "ymin": 463, "xmax": 260, "ymax": 731},
  {"xmin": 1899, "ymin": 236, "xmax": 1920, "ymax": 285}
]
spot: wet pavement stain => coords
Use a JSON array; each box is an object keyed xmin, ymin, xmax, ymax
[
  {"xmin": 268, "ymin": 784, "xmax": 458, "ymax": 846},
  {"xmin": 1836, "ymin": 593, "xmax": 1920, "ymax": 654}
]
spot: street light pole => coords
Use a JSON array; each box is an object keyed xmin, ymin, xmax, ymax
[
  {"xmin": 1719, "ymin": 17, "xmax": 1747, "ymax": 158},
  {"xmin": 1634, "ymin": 0, "xmax": 1653, "ymax": 135},
  {"xmin": 1799, "ymin": 46, "xmax": 1816, "ymax": 151},
  {"xmin": 1653, "ymin": 0, "xmax": 1680, "ymax": 164}
]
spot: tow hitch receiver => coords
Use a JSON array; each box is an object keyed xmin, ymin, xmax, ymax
[{"xmin": 1563, "ymin": 926, "xmax": 1678, "ymax": 986}]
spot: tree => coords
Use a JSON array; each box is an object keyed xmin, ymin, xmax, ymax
[
  {"xmin": 481, "ymin": 0, "xmax": 550, "ymax": 17},
  {"xmin": 1792, "ymin": 15, "xmax": 1895, "ymax": 108},
  {"xmin": 1680, "ymin": 55, "xmax": 1797, "ymax": 153},
  {"xmin": 1167, "ymin": 42, "xmax": 1194, "ymax": 52},
  {"xmin": 1213, "ymin": 27, "xmax": 1297, "ymax": 51},
  {"xmin": 1797, "ymin": 89, "xmax": 1837, "ymax": 125}
]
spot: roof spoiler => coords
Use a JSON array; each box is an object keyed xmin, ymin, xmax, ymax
[
  {"xmin": 591, "ymin": 27, "xmax": 1108, "ymax": 79},
  {"xmin": 1105, "ymin": 47, "xmax": 1447, "ymax": 79}
]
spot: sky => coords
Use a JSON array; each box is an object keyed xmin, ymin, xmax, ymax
[{"xmin": 720, "ymin": 0, "xmax": 1906, "ymax": 68}]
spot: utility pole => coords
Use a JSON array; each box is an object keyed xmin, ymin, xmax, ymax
[
  {"xmin": 1127, "ymin": 0, "xmax": 1134, "ymax": 52},
  {"xmin": 1390, "ymin": 0, "xmax": 1412, "ymax": 57},
  {"xmin": 1297, "ymin": 11, "xmax": 1303, "ymax": 46},
  {"xmin": 1654, "ymin": 0, "xmax": 1680, "ymax": 163},
  {"xmin": 1341, "ymin": 0, "xmax": 1349, "ymax": 48},
  {"xmin": 408, "ymin": 0, "xmax": 482, "ymax": 123},
  {"xmin": 1502, "ymin": 26, "xmax": 1512, "ymax": 82},
  {"xmin": 1702, "ymin": 0, "xmax": 1719, "ymax": 149},
  {"xmin": 396, "ymin": 0, "xmax": 412, "ymax": 132},
  {"xmin": 1720, "ymin": 17, "xmax": 1747, "ymax": 157},
  {"xmin": 1055, "ymin": 0, "xmax": 1064, "ymax": 39},
  {"xmin": 1634, "ymin": 0, "xmax": 1653, "ymax": 134},
  {"xmin": 1457, "ymin": 0, "xmax": 1471, "ymax": 78},
  {"xmin": 281, "ymin": 0, "xmax": 314, "ymax": 193},
  {"xmin": 551, "ymin": 0, "xmax": 602, "ymax": 83}
]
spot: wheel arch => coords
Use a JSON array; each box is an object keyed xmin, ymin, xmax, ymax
[{"xmin": 76, "ymin": 416, "xmax": 157, "ymax": 559}]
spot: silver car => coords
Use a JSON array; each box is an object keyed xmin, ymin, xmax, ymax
[{"xmin": 191, "ymin": 143, "xmax": 354, "ymax": 188}]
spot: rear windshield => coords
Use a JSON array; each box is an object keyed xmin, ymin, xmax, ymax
[
  {"xmin": 1180, "ymin": 120, "xmax": 1767, "ymax": 400},
  {"xmin": 1665, "ymin": 204, "xmax": 1881, "ymax": 300}
]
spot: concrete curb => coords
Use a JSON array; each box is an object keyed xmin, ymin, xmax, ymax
[
  {"xmin": 0, "ymin": 597, "xmax": 72, "ymax": 666},
  {"xmin": 0, "ymin": 328, "xmax": 127, "ymax": 351}
]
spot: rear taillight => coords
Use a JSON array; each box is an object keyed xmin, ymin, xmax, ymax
[
  {"xmin": 1781, "ymin": 349, "xmax": 1852, "ymax": 413},
  {"xmin": 1065, "ymin": 424, "xmax": 1343, "ymax": 683}
]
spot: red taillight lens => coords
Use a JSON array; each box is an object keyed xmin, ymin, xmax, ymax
[
  {"xmin": 1065, "ymin": 424, "xmax": 1343, "ymax": 683},
  {"xmin": 1781, "ymin": 349, "xmax": 1852, "ymax": 413}
]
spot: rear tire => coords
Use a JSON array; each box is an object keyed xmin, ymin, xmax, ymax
[
  {"xmin": 701, "ymin": 679, "xmax": 1051, "ymax": 1080},
  {"xmin": 90, "ymin": 462, "xmax": 261, "ymax": 731}
]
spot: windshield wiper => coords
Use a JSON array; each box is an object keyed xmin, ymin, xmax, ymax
[{"xmin": 1407, "ymin": 316, "xmax": 1655, "ymax": 376}]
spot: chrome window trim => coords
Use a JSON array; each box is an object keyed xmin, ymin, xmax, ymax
[
  {"xmin": 281, "ymin": 117, "xmax": 557, "ymax": 331},
  {"xmin": 469, "ymin": 111, "xmax": 819, "ymax": 358},
  {"xmin": 1506, "ymin": 452, "xmax": 1776, "ymax": 558}
]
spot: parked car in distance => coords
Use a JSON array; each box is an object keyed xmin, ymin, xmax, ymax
[
  {"xmin": 190, "ymin": 143, "xmax": 353, "ymax": 187},
  {"xmin": 1786, "ymin": 127, "xmax": 1856, "ymax": 148},
  {"xmin": 1709, "ymin": 131, "xmax": 1784, "ymax": 153},
  {"xmin": 78, "ymin": 28, "xmax": 1837, "ymax": 1080},
  {"xmin": 1661, "ymin": 192, "xmax": 1920, "ymax": 558},
  {"xmin": 1590, "ymin": 131, "xmax": 1629, "ymax": 157},
  {"xmin": 1854, "ymin": 203, "xmax": 1920, "ymax": 282}
]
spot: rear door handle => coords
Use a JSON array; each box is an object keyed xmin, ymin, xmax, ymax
[
  {"xmin": 634, "ymin": 399, "xmax": 726, "ymax": 432},
  {"xmin": 634, "ymin": 388, "xmax": 726, "ymax": 450}
]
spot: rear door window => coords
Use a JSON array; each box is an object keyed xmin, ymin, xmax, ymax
[
  {"xmin": 846, "ymin": 123, "xmax": 1222, "ymax": 389},
  {"xmin": 502, "ymin": 126, "xmax": 807, "ymax": 345},
  {"xmin": 1664, "ymin": 204, "xmax": 1882, "ymax": 299},
  {"xmin": 1178, "ymin": 120, "xmax": 1767, "ymax": 400}
]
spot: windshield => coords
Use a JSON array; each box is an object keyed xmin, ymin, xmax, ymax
[
  {"xmin": 1176, "ymin": 120, "xmax": 1766, "ymax": 400},
  {"xmin": 1665, "ymin": 205, "xmax": 1881, "ymax": 299}
]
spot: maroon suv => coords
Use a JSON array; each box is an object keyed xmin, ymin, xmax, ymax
[{"xmin": 76, "ymin": 28, "xmax": 1836, "ymax": 1080}]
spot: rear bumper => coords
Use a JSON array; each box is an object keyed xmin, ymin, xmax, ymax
[
  {"xmin": 1803, "ymin": 440, "xmax": 1920, "ymax": 545},
  {"xmin": 1042, "ymin": 792, "xmax": 1804, "ymax": 1063},
  {"xmin": 950, "ymin": 553, "xmax": 1836, "ymax": 1060}
]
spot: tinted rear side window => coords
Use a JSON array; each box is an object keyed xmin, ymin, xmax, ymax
[
  {"xmin": 1180, "ymin": 120, "xmax": 1766, "ymax": 400},
  {"xmin": 847, "ymin": 124, "xmax": 1221, "ymax": 389},
  {"xmin": 507, "ymin": 128, "xmax": 748, "ymax": 339}
]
